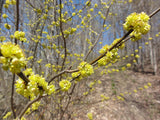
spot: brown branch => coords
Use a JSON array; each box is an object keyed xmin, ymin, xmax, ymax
[
  {"xmin": 24, "ymin": 0, "xmax": 36, "ymax": 9},
  {"xmin": 11, "ymin": 74, "xmax": 16, "ymax": 118},
  {"xmin": 115, "ymin": 7, "xmax": 160, "ymax": 49},
  {"xmin": 66, "ymin": 0, "xmax": 92, "ymax": 21},
  {"xmin": 15, "ymin": 0, "xmax": 19, "ymax": 44},
  {"xmin": 48, "ymin": 6, "xmax": 160, "ymax": 84},
  {"xmin": 0, "ymin": 0, "xmax": 5, "ymax": 23},
  {"xmin": 48, "ymin": 66, "xmax": 78, "ymax": 84},
  {"xmin": 59, "ymin": 0, "xmax": 67, "ymax": 71},
  {"xmin": 10, "ymin": 0, "xmax": 20, "ymax": 118},
  {"xmin": 30, "ymin": 21, "xmax": 46, "ymax": 68},
  {"xmin": 116, "ymin": 36, "xmax": 133, "ymax": 48},
  {"xmin": 89, "ymin": 29, "xmax": 133, "ymax": 65},
  {"xmin": 89, "ymin": 7, "xmax": 160, "ymax": 65},
  {"xmin": 84, "ymin": 3, "xmax": 112, "ymax": 61},
  {"xmin": 18, "ymin": 95, "xmax": 42, "ymax": 119},
  {"xmin": 17, "ymin": 72, "xmax": 30, "ymax": 84},
  {"xmin": 60, "ymin": 83, "xmax": 76, "ymax": 120},
  {"xmin": 149, "ymin": 7, "xmax": 160, "ymax": 18},
  {"xmin": 0, "ymin": 49, "xmax": 2, "ymax": 56}
]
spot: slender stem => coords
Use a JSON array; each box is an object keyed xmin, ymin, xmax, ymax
[
  {"xmin": 60, "ymin": 83, "xmax": 76, "ymax": 120},
  {"xmin": 30, "ymin": 22, "xmax": 45, "ymax": 68},
  {"xmin": 11, "ymin": 74, "xmax": 16, "ymax": 118},
  {"xmin": 48, "ymin": 66, "xmax": 78, "ymax": 84},
  {"xmin": 0, "ymin": 49, "xmax": 2, "ymax": 56},
  {"xmin": 89, "ymin": 29, "xmax": 133, "ymax": 65},
  {"xmin": 89, "ymin": 7, "xmax": 160, "ymax": 65},
  {"xmin": 24, "ymin": 0, "xmax": 36, "ymax": 9},
  {"xmin": 84, "ymin": 3, "xmax": 111, "ymax": 61},
  {"xmin": 66, "ymin": 0, "xmax": 92, "ymax": 21},
  {"xmin": 59, "ymin": 0, "xmax": 67, "ymax": 71},
  {"xmin": 149, "ymin": 7, "xmax": 160, "ymax": 18},
  {"xmin": 0, "ymin": 0, "xmax": 5, "ymax": 23},
  {"xmin": 18, "ymin": 95, "xmax": 42, "ymax": 119},
  {"xmin": 17, "ymin": 72, "xmax": 30, "ymax": 84},
  {"xmin": 15, "ymin": 0, "xmax": 19, "ymax": 44},
  {"xmin": 10, "ymin": 0, "xmax": 20, "ymax": 118}
]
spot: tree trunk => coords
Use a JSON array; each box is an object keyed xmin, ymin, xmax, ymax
[
  {"xmin": 0, "ymin": 0, "xmax": 4, "ymax": 23},
  {"xmin": 153, "ymin": 47, "xmax": 158, "ymax": 75}
]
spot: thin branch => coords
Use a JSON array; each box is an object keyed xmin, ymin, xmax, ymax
[
  {"xmin": 10, "ymin": 0, "xmax": 20, "ymax": 118},
  {"xmin": 115, "ymin": 7, "xmax": 160, "ymax": 49},
  {"xmin": 47, "ymin": 6, "xmax": 160, "ymax": 84},
  {"xmin": 17, "ymin": 72, "xmax": 30, "ymax": 84},
  {"xmin": 48, "ymin": 66, "xmax": 78, "ymax": 84},
  {"xmin": 0, "ymin": 0, "xmax": 5, "ymax": 23},
  {"xmin": 84, "ymin": 3, "xmax": 112, "ymax": 61},
  {"xmin": 116, "ymin": 36, "xmax": 132, "ymax": 48},
  {"xmin": 30, "ymin": 21, "xmax": 46, "ymax": 68},
  {"xmin": 149, "ymin": 7, "xmax": 160, "ymax": 18},
  {"xmin": 66, "ymin": 0, "xmax": 92, "ymax": 21},
  {"xmin": 18, "ymin": 95, "xmax": 42, "ymax": 119},
  {"xmin": 60, "ymin": 83, "xmax": 76, "ymax": 120},
  {"xmin": 0, "ymin": 49, "xmax": 2, "ymax": 56},
  {"xmin": 89, "ymin": 6, "xmax": 160, "ymax": 65},
  {"xmin": 89, "ymin": 29, "xmax": 133, "ymax": 65},
  {"xmin": 11, "ymin": 74, "xmax": 16, "ymax": 118},
  {"xmin": 59, "ymin": 0, "xmax": 67, "ymax": 71},
  {"xmin": 24, "ymin": 0, "xmax": 37, "ymax": 9},
  {"xmin": 15, "ymin": 0, "xmax": 19, "ymax": 44}
]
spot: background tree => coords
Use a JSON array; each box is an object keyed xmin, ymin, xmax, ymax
[{"xmin": 0, "ymin": 0, "xmax": 160, "ymax": 119}]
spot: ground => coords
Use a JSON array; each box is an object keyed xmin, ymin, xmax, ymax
[
  {"xmin": 1, "ymin": 69, "xmax": 160, "ymax": 120},
  {"xmin": 71, "ymin": 70, "xmax": 160, "ymax": 120}
]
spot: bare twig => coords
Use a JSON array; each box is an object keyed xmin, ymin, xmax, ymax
[
  {"xmin": 66, "ymin": 0, "xmax": 92, "ymax": 21},
  {"xmin": 59, "ymin": 0, "xmax": 67, "ymax": 71},
  {"xmin": 115, "ymin": 7, "xmax": 160, "ymax": 49},
  {"xmin": 0, "ymin": 108, "xmax": 8, "ymax": 120},
  {"xmin": 18, "ymin": 95, "xmax": 42, "ymax": 119},
  {"xmin": 89, "ymin": 6, "xmax": 160, "ymax": 65},
  {"xmin": 10, "ymin": 0, "xmax": 20, "ymax": 118},
  {"xmin": 84, "ymin": 3, "xmax": 112, "ymax": 61},
  {"xmin": 11, "ymin": 74, "xmax": 16, "ymax": 118},
  {"xmin": 0, "ymin": 49, "xmax": 2, "ymax": 56},
  {"xmin": 47, "ymin": 6, "xmax": 160, "ymax": 85},
  {"xmin": 17, "ymin": 72, "xmax": 30, "ymax": 84},
  {"xmin": 48, "ymin": 66, "xmax": 78, "ymax": 84},
  {"xmin": 0, "ymin": 0, "xmax": 5, "ymax": 23},
  {"xmin": 149, "ymin": 7, "xmax": 160, "ymax": 18},
  {"xmin": 24, "ymin": 0, "xmax": 36, "ymax": 9},
  {"xmin": 15, "ymin": 0, "xmax": 19, "ymax": 44},
  {"xmin": 60, "ymin": 83, "xmax": 76, "ymax": 120},
  {"xmin": 89, "ymin": 29, "xmax": 133, "ymax": 65}
]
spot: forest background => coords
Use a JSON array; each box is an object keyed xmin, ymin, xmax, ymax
[{"xmin": 0, "ymin": 0, "xmax": 160, "ymax": 120}]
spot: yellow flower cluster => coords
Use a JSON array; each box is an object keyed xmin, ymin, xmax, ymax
[
  {"xmin": 3, "ymin": 112, "xmax": 12, "ymax": 119},
  {"xmin": 14, "ymin": 31, "xmax": 27, "ymax": 42},
  {"xmin": 4, "ymin": 23, "xmax": 11, "ymax": 29},
  {"xmin": 72, "ymin": 61, "xmax": 94, "ymax": 80},
  {"xmin": 101, "ymin": 94, "xmax": 110, "ymax": 101},
  {"xmin": 87, "ymin": 112, "xmax": 93, "ymax": 120},
  {"xmin": 2, "ymin": 14, "xmax": 8, "ymax": 19},
  {"xmin": 63, "ymin": 27, "xmax": 77, "ymax": 35},
  {"xmin": 78, "ymin": 61, "xmax": 94, "ymax": 77},
  {"xmin": 59, "ymin": 80, "xmax": 71, "ymax": 91},
  {"xmin": 0, "ymin": 36, "xmax": 6, "ymax": 42},
  {"xmin": 4, "ymin": 0, "xmax": 16, "ymax": 8},
  {"xmin": 15, "ymin": 68, "xmax": 55, "ymax": 99},
  {"xmin": 110, "ymin": 38, "xmax": 125, "ymax": 49},
  {"xmin": 0, "ymin": 42, "xmax": 26, "ymax": 73},
  {"xmin": 99, "ymin": 44, "xmax": 110, "ymax": 54},
  {"xmin": 98, "ymin": 48, "xmax": 118, "ymax": 66},
  {"xmin": 123, "ymin": 12, "xmax": 150, "ymax": 41}
]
